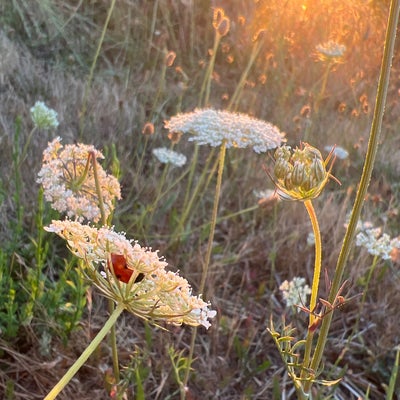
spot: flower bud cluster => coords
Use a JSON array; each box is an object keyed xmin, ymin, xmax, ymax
[
  {"xmin": 30, "ymin": 101, "xmax": 59, "ymax": 130},
  {"xmin": 273, "ymin": 143, "xmax": 334, "ymax": 201}
]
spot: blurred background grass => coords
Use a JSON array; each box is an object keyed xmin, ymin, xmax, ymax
[{"xmin": 0, "ymin": 0, "xmax": 399, "ymax": 399}]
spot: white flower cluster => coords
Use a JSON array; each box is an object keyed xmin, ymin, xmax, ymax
[
  {"xmin": 45, "ymin": 220, "xmax": 217, "ymax": 329},
  {"xmin": 253, "ymin": 189, "xmax": 277, "ymax": 200},
  {"xmin": 152, "ymin": 147, "xmax": 187, "ymax": 167},
  {"xmin": 316, "ymin": 40, "xmax": 346, "ymax": 59},
  {"xmin": 356, "ymin": 227, "xmax": 400, "ymax": 261},
  {"xmin": 279, "ymin": 277, "xmax": 311, "ymax": 309},
  {"xmin": 165, "ymin": 108, "xmax": 285, "ymax": 153},
  {"xmin": 37, "ymin": 137, "xmax": 121, "ymax": 223},
  {"xmin": 324, "ymin": 145, "xmax": 349, "ymax": 160},
  {"xmin": 30, "ymin": 101, "xmax": 59, "ymax": 129}
]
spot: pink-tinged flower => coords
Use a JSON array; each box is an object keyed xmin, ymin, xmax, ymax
[
  {"xmin": 37, "ymin": 137, "xmax": 121, "ymax": 223},
  {"xmin": 45, "ymin": 220, "xmax": 216, "ymax": 329}
]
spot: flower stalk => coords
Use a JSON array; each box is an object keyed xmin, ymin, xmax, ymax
[
  {"xmin": 44, "ymin": 303, "xmax": 125, "ymax": 400},
  {"xmin": 182, "ymin": 140, "xmax": 227, "ymax": 397}
]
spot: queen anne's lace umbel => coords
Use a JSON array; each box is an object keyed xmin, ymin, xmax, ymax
[
  {"xmin": 152, "ymin": 147, "xmax": 187, "ymax": 167},
  {"xmin": 30, "ymin": 101, "xmax": 59, "ymax": 129},
  {"xmin": 164, "ymin": 108, "xmax": 285, "ymax": 153},
  {"xmin": 37, "ymin": 137, "xmax": 121, "ymax": 223},
  {"xmin": 45, "ymin": 220, "xmax": 216, "ymax": 329}
]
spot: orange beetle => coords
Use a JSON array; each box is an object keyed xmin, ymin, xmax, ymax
[{"xmin": 108, "ymin": 253, "xmax": 144, "ymax": 284}]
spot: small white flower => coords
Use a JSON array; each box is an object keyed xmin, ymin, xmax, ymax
[
  {"xmin": 356, "ymin": 227, "xmax": 400, "ymax": 260},
  {"xmin": 152, "ymin": 147, "xmax": 187, "ymax": 167},
  {"xmin": 324, "ymin": 145, "xmax": 349, "ymax": 160},
  {"xmin": 30, "ymin": 101, "xmax": 59, "ymax": 129},
  {"xmin": 316, "ymin": 40, "xmax": 346, "ymax": 60},
  {"xmin": 253, "ymin": 189, "xmax": 277, "ymax": 199},
  {"xmin": 279, "ymin": 277, "xmax": 311, "ymax": 310},
  {"xmin": 307, "ymin": 232, "xmax": 315, "ymax": 247},
  {"xmin": 165, "ymin": 108, "xmax": 286, "ymax": 153}
]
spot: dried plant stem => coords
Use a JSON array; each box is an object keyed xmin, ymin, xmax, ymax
[
  {"xmin": 304, "ymin": 0, "xmax": 400, "ymax": 394},
  {"xmin": 44, "ymin": 303, "xmax": 125, "ymax": 400},
  {"xmin": 182, "ymin": 141, "xmax": 227, "ymax": 398},
  {"xmin": 172, "ymin": 147, "xmax": 217, "ymax": 244},
  {"xmin": 227, "ymin": 36, "xmax": 265, "ymax": 111},
  {"xmin": 79, "ymin": 0, "xmax": 116, "ymax": 137},
  {"xmin": 199, "ymin": 31, "xmax": 222, "ymax": 107}
]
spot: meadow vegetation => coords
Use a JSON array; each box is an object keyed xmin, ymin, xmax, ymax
[{"xmin": 0, "ymin": 0, "xmax": 399, "ymax": 399}]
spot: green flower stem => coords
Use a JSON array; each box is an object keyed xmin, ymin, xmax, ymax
[
  {"xmin": 386, "ymin": 346, "xmax": 400, "ymax": 400},
  {"xmin": 199, "ymin": 141, "xmax": 227, "ymax": 296},
  {"xmin": 360, "ymin": 254, "xmax": 379, "ymax": 307},
  {"xmin": 199, "ymin": 31, "xmax": 222, "ymax": 107},
  {"xmin": 298, "ymin": 200, "xmax": 321, "ymax": 386},
  {"xmin": 172, "ymin": 147, "xmax": 217, "ymax": 244},
  {"xmin": 182, "ymin": 141, "xmax": 227, "ymax": 397},
  {"xmin": 108, "ymin": 298, "xmax": 120, "ymax": 382},
  {"xmin": 91, "ymin": 151, "xmax": 120, "ymax": 382},
  {"xmin": 314, "ymin": 61, "xmax": 333, "ymax": 114},
  {"xmin": 18, "ymin": 127, "xmax": 37, "ymax": 168},
  {"xmin": 227, "ymin": 35, "xmax": 265, "ymax": 111},
  {"xmin": 44, "ymin": 303, "xmax": 125, "ymax": 400},
  {"xmin": 305, "ymin": 0, "xmax": 400, "ymax": 394},
  {"xmin": 90, "ymin": 151, "xmax": 107, "ymax": 225},
  {"xmin": 304, "ymin": 200, "xmax": 322, "ymax": 327}
]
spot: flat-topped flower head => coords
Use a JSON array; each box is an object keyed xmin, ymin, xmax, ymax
[
  {"xmin": 30, "ymin": 101, "xmax": 59, "ymax": 129},
  {"xmin": 37, "ymin": 137, "xmax": 121, "ymax": 223},
  {"xmin": 315, "ymin": 40, "xmax": 346, "ymax": 62},
  {"xmin": 272, "ymin": 143, "xmax": 336, "ymax": 201},
  {"xmin": 152, "ymin": 147, "xmax": 187, "ymax": 167},
  {"xmin": 164, "ymin": 108, "xmax": 286, "ymax": 153},
  {"xmin": 45, "ymin": 220, "xmax": 216, "ymax": 329}
]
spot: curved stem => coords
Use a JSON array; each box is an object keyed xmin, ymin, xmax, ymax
[
  {"xmin": 44, "ymin": 303, "xmax": 125, "ymax": 400},
  {"xmin": 304, "ymin": 200, "xmax": 322, "ymax": 328},
  {"xmin": 305, "ymin": 0, "xmax": 400, "ymax": 392},
  {"xmin": 299, "ymin": 200, "xmax": 321, "ymax": 384}
]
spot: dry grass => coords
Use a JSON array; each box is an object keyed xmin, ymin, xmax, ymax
[{"xmin": 0, "ymin": 0, "xmax": 400, "ymax": 399}]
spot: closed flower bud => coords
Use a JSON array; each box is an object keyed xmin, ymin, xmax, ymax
[
  {"xmin": 291, "ymin": 161, "xmax": 307, "ymax": 187},
  {"xmin": 274, "ymin": 145, "xmax": 291, "ymax": 162},
  {"xmin": 165, "ymin": 50, "xmax": 176, "ymax": 67},
  {"xmin": 212, "ymin": 8, "xmax": 224, "ymax": 30},
  {"xmin": 217, "ymin": 17, "xmax": 230, "ymax": 37},
  {"xmin": 271, "ymin": 143, "xmax": 337, "ymax": 201},
  {"xmin": 274, "ymin": 158, "xmax": 292, "ymax": 180},
  {"xmin": 142, "ymin": 122, "xmax": 155, "ymax": 136},
  {"xmin": 311, "ymin": 158, "xmax": 326, "ymax": 182}
]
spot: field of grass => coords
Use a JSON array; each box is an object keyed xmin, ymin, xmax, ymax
[{"xmin": 1, "ymin": 0, "xmax": 400, "ymax": 399}]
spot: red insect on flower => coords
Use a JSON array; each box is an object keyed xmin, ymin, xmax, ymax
[{"xmin": 108, "ymin": 253, "xmax": 144, "ymax": 284}]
